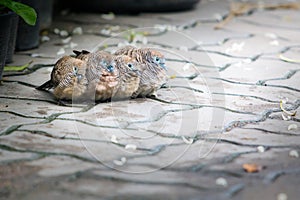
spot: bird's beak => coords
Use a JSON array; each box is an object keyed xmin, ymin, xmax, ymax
[
  {"xmin": 107, "ymin": 66, "xmax": 114, "ymax": 73},
  {"xmin": 132, "ymin": 66, "xmax": 138, "ymax": 72},
  {"xmin": 77, "ymin": 74, "xmax": 83, "ymax": 81}
]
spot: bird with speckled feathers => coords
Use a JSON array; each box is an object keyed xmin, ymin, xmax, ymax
[
  {"xmin": 112, "ymin": 55, "xmax": 140, "ymax": 100},
  {"xmin": 83, "ymin": 51, "xmax": 119, "ymax": 101},
  {"xmin": 114, "ymin": 45, "xmax": 168, "ymax": 98},
  {"xmin": 36, "ymin": 56, "xmax": 88, "ymax": 100}
]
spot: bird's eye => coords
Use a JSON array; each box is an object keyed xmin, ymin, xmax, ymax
[
  {"xmin": 128, "ymin": 63, "xmax": 133, "ymax": 68},
  {"xmin": 73, "ymin": 66, "xmax": 78, "ymax": 74},
  {"xmin": 107, "ymin": 65, "xmax": 114, "ymax": 72},
  {"xmin": 153, "ymin": 56, "xmax": 160, "ymax": 64}
]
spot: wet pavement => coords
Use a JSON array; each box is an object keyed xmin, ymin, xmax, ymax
[{"xmin": 1, "ymin": 0, "xmax": 300, "ymax": 199}]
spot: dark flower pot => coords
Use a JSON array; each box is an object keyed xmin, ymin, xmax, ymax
[
  {"xmin": 39, "ymin": 0, "xmax": 53, "ymax": 30},
  {"xmin": 15, "ymin": 0, "xmax": 41, "ymax": 51},
  {"xmin": 0, "ymin": 12, "xmax": 12, "ymax": 80},
  {"xmin": 58, "ymin": 0, "xmax": 200, "ymax": 13},
  {"xmin": 5, "ymin": 13, "xmax": 19, "ymax": 64}
]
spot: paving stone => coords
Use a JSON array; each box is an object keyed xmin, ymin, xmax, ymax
[
  {"xmin": 88, "ymin": 168, "xmax": 232, "ymax": 196},
  {"xmin": 0, "ymin": 131, "xmax": 89, "ymax": 157},
  {"xmin": 244, "ymin": 118, "xmax": 300, "ymax": 136},
  {"xmin": 219, "ymin": 59, "xmax": 300, "ymax": 84},
  {"xmin": 0, "ymin": 98, "xmax": 82, "ymax": 118},
  {"xmin": 59, "ymin": 98, "xmax": 189, "ymax": 127},
  {"xmin": 123, "ymin": 141, "xmax": 255, "ymax": 171},
  {"xmin": 266, "ymin": 70, "xmax": 300, "ymax": 89},
  {"xmin": 0, "ymin": 161, "xmax": 42, "ymax": 199},
  {"xmin": 21, "ymin": 190, "xmax": 98, "ymax": 200},
  {"xmin": 235, "ymin": 173, "xmax": 300, "ymax": 200},
  {"xmin": 219, "ymin": 81, "xmax": 298, "ymax": 103},
  {"xmin": 25, "ymin": 155, "xmax": 99, "ymax": 177},
  {"xmin": 59, "ymin": 176, "xmax": 207, "ymax": 200},
  {"xmin": 225, "ymin": 14, "xmax": 300, "ymax": 43},
  {"xmin": 239, "ymin": 9, "xmax": 300, "ymax": 31},
  {"xmin": 182, "ymin": 24, "xmax": 253, "ymax": 47},
  {"xmin": 0, "ymin": 149, "xmax": 37, "ymax": 163},
  {"xmin": 146, "ymin": 30, "xmax": 200, "ymax": 49},
  {"xmin": 187, "ymin": 50, "xmax": 245, "ymax": 70},
  {"xmin": 0, "ymin": 113, "xmax": 43, "ymax": 134},
  {"xmin": 158, "ymin": 86, "xmax": 279, "ymax": 114},
  {"xmin": 3, "ymin": 54, "xmax": 53, "ymax": 69},
  {"xmin": 279, "ymin": 46, "xmax": 300, "ymax": 60},
  {"xmin": 203, "ymin": 34, "xmax": 293, "ymax": 57},
  {"xmin": 127, "ymin": 107, "xmax": 258, "ymax": 136},
  {"xmin": 218, "ymin": 128, "xmax": 300, "ymax": 147},
  {"xmin": 0, "ymin": 82, "xmax": 54, "ymax": 101},
  {"xmin": 5, "ymin": 66, "xmax": 53, "ymax": 87}
]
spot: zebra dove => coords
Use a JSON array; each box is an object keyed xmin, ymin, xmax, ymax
[
  {"xmin": 112, "ymin": 55, "xmax": 140, "ymax": 100},
  {"xmin": 36, "ymin": 56, "xmax": 88, "ymax": 101},
  {"xmin": 84, "ymin": 51, "xmax": 119, "ymax": 101}
]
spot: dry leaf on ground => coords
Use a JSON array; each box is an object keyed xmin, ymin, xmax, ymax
[{"xmin": 242, "ymin": 163, "xmax": 264, "ymax": 173}]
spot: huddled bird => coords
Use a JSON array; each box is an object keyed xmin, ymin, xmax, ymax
[
  {"xmin": 114, "ymin": 45, "xmax": 168, "ymax": 98},
  {"xmin": 37, "ymin": 46, "xmax": 168, "ymax": 102},
  {"xmin": 84, "ymin": 50, "xmax": 119, "ymax": 102},
  {"xmin": 112, "ymin": 55, "xmax": 140, "ymax": 100},
  {"xmin": 36, "ymin": 56, "xmax": 88, "ymax": 100}
]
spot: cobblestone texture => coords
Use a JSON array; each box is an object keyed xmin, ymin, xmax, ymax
[{"xmin": 1, "ymin": 0, "xmax": 300, "ymax": 199}]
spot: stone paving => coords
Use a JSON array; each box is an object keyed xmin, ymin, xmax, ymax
[{"xmin": 1, "ymin": 0, "xmax": 300, "ymax": 199}]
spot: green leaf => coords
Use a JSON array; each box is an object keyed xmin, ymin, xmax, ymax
[
  {"xmin": 0, "ymin": 0, "xmax": 37, "ymax": 26},
  {"xmin": 4, "ymin": 61, "xmax": 33, "ymax": 72}
]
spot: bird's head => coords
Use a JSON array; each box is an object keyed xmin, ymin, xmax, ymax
[
  {"xmin": 96, "ymin": 51, "xmax": 116, "ymax": 73},
  {"xmin": 146, "ymin": 49, "xmax": 166, "ymax": 70},
  {"xmin": 115, "ymin": 55, "xmax": 140, "ymax": 78},
  {"xmin": 99, "ymin": 59, "xmax": 115, "ymax": 73},
  {"xmin": 71, "ymin": 59, "xmax": 87, "ymax": 84},
  {"xmin": 122, "ymin": 55, "xmax": 138, "ymax": 71}
]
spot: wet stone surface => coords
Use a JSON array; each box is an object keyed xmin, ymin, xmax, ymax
[{"xmin": 1, "ymin": 0, "xmax": 300, "ymax": 199}]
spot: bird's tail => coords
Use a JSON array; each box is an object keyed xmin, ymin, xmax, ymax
[
  {"xmin": 73, "ymin": 50, "xmax": 90, "ymax": 57},
  {"xmin": 73, "ymin": 50, "xmax": 81, "ymax": 57},
  {"xmin": 35, "ymin": 80, "xmax": 53, "ymax": 91}
]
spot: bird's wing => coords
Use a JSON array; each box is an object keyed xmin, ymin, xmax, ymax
[{"xmin": 35, "ymin": 80, "xmax": 54, "ymax": 90}]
